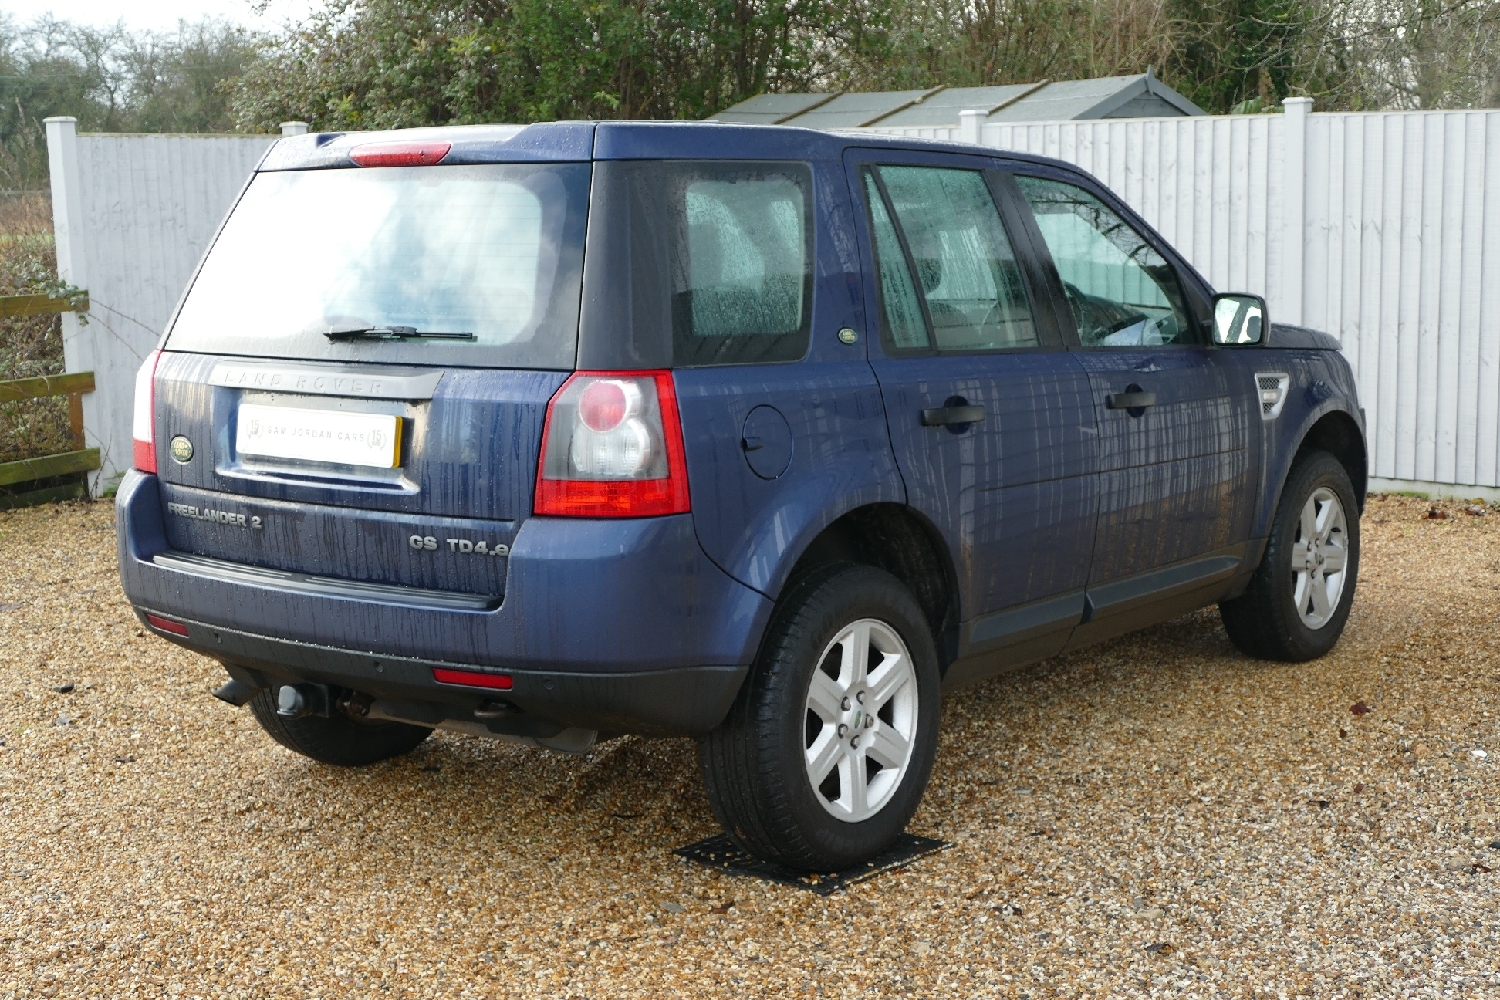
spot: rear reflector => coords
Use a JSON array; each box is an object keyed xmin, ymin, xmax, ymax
[
  {"xmin": 432, "ymin": 667, "xmax": 513, "ymax": 690},
  {"xmin": 349, "ymin": 141, "xmax": 451, "ymax": 167},
  {"xmin": 145, "ymin": 613, "xmax": 189, "ymax": 636}
]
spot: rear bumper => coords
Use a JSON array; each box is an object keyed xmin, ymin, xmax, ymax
[
  {"xmin": 142, "ymin": 611, "xmax": 747, "ymax": 736},
  {"xmin": 117, "ymin": 470, "xmax": 770, "ymax": 735}
]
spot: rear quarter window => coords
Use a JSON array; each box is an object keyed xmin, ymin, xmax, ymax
[{"xmin": 584, "ymin": 161, "xmax": 814, "ymax": 368}]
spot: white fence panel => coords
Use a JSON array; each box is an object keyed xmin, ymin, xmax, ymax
[
  {"xmin": 41, "ymin": 111, "xmax": 1500, "ymax": 494},
  {"xmin": 45, "ymin": 118, "xmax": 276, "ymax": 491},
  {"xmin": 874, "ymin": 104, "xmax": 1500, "ymax": 492}
]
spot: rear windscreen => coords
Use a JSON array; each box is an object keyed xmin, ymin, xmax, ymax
[{"xmin": 166, "ymin": 163, "xmax": 590, "ymax": 368}]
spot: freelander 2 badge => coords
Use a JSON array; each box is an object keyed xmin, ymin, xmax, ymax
[{"xmin": 169, "ymin": 435, "xmax": 194, "ymax": 464}]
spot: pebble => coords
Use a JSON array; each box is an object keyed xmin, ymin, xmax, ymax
[{"xmin": 1, "ymin": 494, "xmax": 1497, "ymax": 998}]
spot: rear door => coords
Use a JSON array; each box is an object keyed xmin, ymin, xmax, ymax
[
  {"xmin": 846, "ymin": 150, "xmax": 1100, "ymax": 683},
  {"xmin": 1008, "ymin": 170, "xmax": 1260, "ymax": 641},
  {"xmin": 149, "ymin": 156, "xmax": 592, "ymax": 601}
]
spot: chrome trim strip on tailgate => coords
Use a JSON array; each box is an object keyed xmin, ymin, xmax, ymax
[
  {"xmin": 151, "ymin": 551, "xmax": 499, "ymax": 612},
  {"xmin": 208, "ymin": 360, "xmax": 444, "ymax": 400}
]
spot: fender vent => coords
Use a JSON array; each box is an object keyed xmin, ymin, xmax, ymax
[{"xmin": 1256, "ymin": 373, "xmax": 1291, "ymax": 420}]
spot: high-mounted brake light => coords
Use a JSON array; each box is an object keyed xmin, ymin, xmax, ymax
[
  {"xmin": 131, "ymin": 349, "xmax": 162, "ymax": 473},
  {"xmin": 432, "ymin": 668, "xmax": 513, "ymax": 690},
  {"xmin": 534, "ymin": 371, "xmax": 691, "ymax": 518},
  {"xmin": 348, "ymin": 141, "xmax": 452, "ymax": 167}
]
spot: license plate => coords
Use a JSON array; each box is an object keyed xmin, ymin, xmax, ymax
[{"xmin": 236, "ymin": 403, "xmax": 402, "ymax": 469}]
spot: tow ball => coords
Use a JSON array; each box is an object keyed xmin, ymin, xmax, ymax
[{"xmin": 275, "ymin": 683, "xmax": 332, "ymax": 719}]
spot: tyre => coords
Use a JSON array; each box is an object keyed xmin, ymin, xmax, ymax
[
  {"xmin": 248, "ymin": 688, "xmax": 432, "ymax": 766},
  {"xmin": 698, "ymin": 564, "xmax": 942, "ymax": 871},
  {"xmin": 1220, "ymin": 449, "xmax": 1360, "ymax": 661}
]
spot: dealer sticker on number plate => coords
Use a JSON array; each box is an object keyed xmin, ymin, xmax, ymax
[{"xmin": 236, "ymin": 403, "xmax": 402, "ymax": 469}]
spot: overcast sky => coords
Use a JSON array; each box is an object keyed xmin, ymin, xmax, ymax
[{"xmin": 3, "ymin": 0, "xmax": 319, "ymax": 34}]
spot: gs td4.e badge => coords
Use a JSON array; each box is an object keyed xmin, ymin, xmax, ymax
[{"xmin": 408, "ymin": 534, "xmax": 509, "ymax": 557}]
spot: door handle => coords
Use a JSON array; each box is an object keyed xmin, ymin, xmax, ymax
[
  {"xmin": 921, "ymin": 404, "xmax": 987, "ymax": 426},
  {"xmin": 1106, "ymin": 390, "xmax": 1157, "ymax": 410}
]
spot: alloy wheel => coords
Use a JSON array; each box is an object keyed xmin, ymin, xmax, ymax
[
  {"xmin": 1291, "ymin": 486, "xmax": 1349, "ymax": 629},
  {"xmin": 803, "ymin": 618, "xmax": 918, "ymax": 822}
]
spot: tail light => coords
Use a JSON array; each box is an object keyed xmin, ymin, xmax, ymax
[
  {"xmin": 534, "ymin": 370, "xmax": 691, "ymax": 517},
  {"xmin": 131, "ymin": 349, "xmax": 162, "ymax": 473}
]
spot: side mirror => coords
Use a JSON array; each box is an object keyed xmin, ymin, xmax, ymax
[{"xmin": 1211, "ymin": 293, "xmax": 1267, "ymax": 345}]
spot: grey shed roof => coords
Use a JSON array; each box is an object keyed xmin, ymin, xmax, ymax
[
  {"xmin": 776, "ymin": 88, "xmax": 943, "ymax": 129},
  {"xmin": 706, "ymin": 69, "xmax": 1205, "ymax": 129},
  {"xmin": 875, "ymin": 84, "xmax": 1041, "ymax": 126},
  {"xmin": 707, "ymin": 92, "xmax": 840, "ymax": 125},
  {"xmin": 989, "ymin": 71, "xmax": 1203, "ymax": 121}
]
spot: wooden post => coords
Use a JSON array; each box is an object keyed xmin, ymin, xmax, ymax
[{"xmin": 69, "ymin": 392, "xmax": 85, "ymax": 450}]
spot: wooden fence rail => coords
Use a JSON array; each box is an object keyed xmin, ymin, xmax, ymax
[
  {"xmin": 0, "ymin": 292, "xmax": 89, "ymax": 320},
  {"xmin": 0, "ymin": 292, "xmax": 96, "ymax": 509}
]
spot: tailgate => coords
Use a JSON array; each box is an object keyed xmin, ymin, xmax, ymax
[{"xmin": 151, "ymin": 351, "xmax": 565, "ymax": 598}]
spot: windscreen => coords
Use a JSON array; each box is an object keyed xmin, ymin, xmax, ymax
[{"xmin": 166, "ymin": 163, "xmax": 591, "ymax": 368}]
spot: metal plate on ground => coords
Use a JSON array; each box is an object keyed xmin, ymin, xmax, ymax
[{"xmin": 674, "ymin": 833, "xmax": 948, "ymax": 895}]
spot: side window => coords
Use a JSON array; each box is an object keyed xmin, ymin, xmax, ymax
[
  {"xmin": 681, "ymin": 175, "xmax": 806, "ymax": 338},
  {"xmin": 864, "ymin": 165, "xmax": 1039, "ymax": 353},
  {"xmin": 1014, "ymin": 175, "xmax": 1195, "ymax": 347},
  {"xmin": 863, "ymin": 173, "xmax": 927, "ymax": 350},
  {"xmin": 581, "ymin": 160, "xmax": 812, "ymax": 367}
]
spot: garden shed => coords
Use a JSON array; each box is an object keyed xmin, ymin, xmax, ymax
[{"xmin": 707, "ymin": 69, "xmax": 1205, "ymax": 130}]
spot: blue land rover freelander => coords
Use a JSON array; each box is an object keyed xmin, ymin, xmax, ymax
[{"xmin": 117, "ymin": 122, "xmax": 1366, "ymax": 870}]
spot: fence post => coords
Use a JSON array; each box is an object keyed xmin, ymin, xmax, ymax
[
  {"xmin": 959, "ymin": 110, "xmax": 984, "ymax": 145},
  {"xmin": 44, "ymin": 118, "xmax": 84, "ymax": 293},
  {"xmin": 43, "ymin": 116, "xmax": 100, "ymax": 495},
  {"xmin": 1282, "ymin": 97, "xmax": 1312, "ymax": 327},
  {"xmin": 280, "ymin": 121, "xmax": 310, "ymax": 136}
]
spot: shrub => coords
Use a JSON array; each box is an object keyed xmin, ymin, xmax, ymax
[{"xmin": 0, "ymin": 193, "xmax": 73, "ymax": 466}]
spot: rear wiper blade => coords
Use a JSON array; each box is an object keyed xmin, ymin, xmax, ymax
[{"xmin": 322, "ymin": 325, "xmax": 475, "ymax": 342}]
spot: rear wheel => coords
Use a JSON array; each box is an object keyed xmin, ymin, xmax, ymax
[
  {"xmin": 698, "ymin": 565, "xmax": 941, "ymax": 871},
  {"xmin": 1221, "ymin": 450, "xmax": 1360, "ymax": 661},
  {"xmin": 248, "ymin": 689, "xmax": 431, "ymax": 766}
]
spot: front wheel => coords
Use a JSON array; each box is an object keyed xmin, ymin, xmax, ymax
[
  {"xmin": 698, "ymin": 565, "xmax": 942, "ymax": 871},
  {"xmin": 1220, "ymin": 449, "xmax": 1360, "ymax": 661}
]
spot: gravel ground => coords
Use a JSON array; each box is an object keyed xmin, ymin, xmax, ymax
[{"xmin": 2, "ymin": 495, "xmax": 1497, "ymax": 999}]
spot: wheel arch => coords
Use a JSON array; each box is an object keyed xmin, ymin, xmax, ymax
[
  {"xmin": 1297, "ymin": 409, "xmax": 1368, "ymax": 511},
  {"xmin": 777, "ymin": 503, "xmax": 962, "ymax": 668},
  {"xmin": 1260, "ymin": 405, "xmax": 1368, "ymax": 540}
]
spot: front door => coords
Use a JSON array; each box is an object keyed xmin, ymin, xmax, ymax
[
  {"xmin": 1009, "ymin": 172, "xmax": 1261, "ymax": 642},
  {"xmin": 847, "ymin": 151, "xmax": 1100, "ymax": 684}
]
